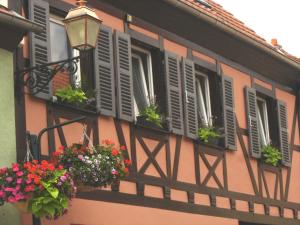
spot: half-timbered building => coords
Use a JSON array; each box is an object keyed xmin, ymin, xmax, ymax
[{"xmin": 9, "ymin": 0, "xmax": 300, "ymax": 225}]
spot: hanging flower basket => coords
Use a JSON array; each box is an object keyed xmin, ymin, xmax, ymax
[
  {"xmin": 0, "ymin": 160, "xmax": 76, "ymax": 219},
  {"xmin": 51, "ymin": 141, "xmax": 130, "ymax": 191}
]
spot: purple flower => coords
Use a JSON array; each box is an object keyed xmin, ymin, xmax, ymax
[
  {"xmin": 57, "ymin": 182, "xmax": 62, "ymax": 186},
  {"xmin": 60, "ymin": 176, "xmax": 67, "ymax": 182}
]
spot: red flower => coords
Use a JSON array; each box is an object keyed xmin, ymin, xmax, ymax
[
  {"xmin": 52, "ymin": 151, "xmax": 61, "ymax": 157},
  {"xmin": 102, "ymin": 139, "xmax": 115, "ymax": 146},
  {"xmin": 34, "ymin": 177, "xmax": 41, "ymax": 184},
  {"xmin": 25, "ymin": 185, "xmax": 34, "ymax": 192},
  {"xmin": 124, "ymin": 167, "xmax": 129, "ymax": 174},
  {"xmin": 59, "ymin": 146, "xmax": 65, "ymax": 151},
  {"xmin": 111, "ymin": 149, "xmax": 119, "ymax": 156},
  {"xmin": 58, "ymin": 165, "xmax": 64, "ymax": 170},
  {"xmin": 124, "ymin": 159, "xmax": 132, "ymax": 166},
  {"xmin": 120, "ymin": 146, "xmax": 127, "ymax": 151},
  {"xmin": 47, "ymin": 164, "xmax": 55, "ymax": 171}
]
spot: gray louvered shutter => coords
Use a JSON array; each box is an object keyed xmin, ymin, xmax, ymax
[
  {"xmin": 28, "ymin": 0, "xmax": 52, "ymax": 99},
  {"xmin": 182, "ymin": 58, "xmax": 197, "ymax": 139},
  {"xmin": 277, "ymin": 101, "xmax": 290, "ymax": 166},
  {"xmin": 222, "ymin": 76, "xmax": 236, "ymax": 150},
  {"xmin": 245, "ymin": 87, "xmax": 261, "ymax": 158},
  {"xmin": 165, "ymin": 52, "xmax": 184, "ymax": 135},
  {"xmin": 94, "ymin": 25, "xmax": 115, "ymax": 117},
  {"xmin": 115, "ymin": 31, "xmax": 134, "ymax": 122}
]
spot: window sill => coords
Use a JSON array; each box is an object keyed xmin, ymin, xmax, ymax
[
  {"xmin": 49, "ymin": 99, "xmax": 98, "ymax": 115},
  {"xmin": 259, "ymin": 161, "xmax": 282, "ymax": 171},
  {"xmin": 196, "ymin": 139, "xmax": 225, "ymax": 151},
  {"xmin": 135, "ymin": 117, "xmax": 169, "ymax": 134}
]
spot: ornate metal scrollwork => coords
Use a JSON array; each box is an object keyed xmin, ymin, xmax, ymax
[{"xmin": 16, "ymin": 56, "xmax": 80, "ymax": 96}]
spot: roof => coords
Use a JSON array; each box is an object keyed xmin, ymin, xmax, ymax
[{"xmin": 180, "ymin": 0, "xmax": 300, "ymax": 63}]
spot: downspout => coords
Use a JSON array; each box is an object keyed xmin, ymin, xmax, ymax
[{"xmin": 161, "ymin": 0, "xmax": 300, "ymax": 71}]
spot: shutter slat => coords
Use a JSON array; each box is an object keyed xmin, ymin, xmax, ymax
[
  {"xmin": 277, "ymin": 101, "xmax": 290, "ymax": 166},
  {"xmin": 182, "ymin": 58, "xmax": 197, "ymax": 139},
  {"xmin": 245, "ymin": 87, "xmax": 261, "ymax": 158},
  {"xmin": 165, "ymin": 52, "xmax": 184, "ymax": 135},
  {"xmin": 29, "ymin": 0, "xmax": 52, "ymax": 99},
  {"xmin": 94, "ymin": 25, "xmax": 116, "ymax": 117},
  {"xmin": 222, "ymin": 76, "xmax": 236, "ymax": 150},
  {"xmin": 115, "ymin": 31, "xmax": 134, "ymax": 122}
]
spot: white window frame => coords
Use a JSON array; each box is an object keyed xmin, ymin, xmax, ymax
[
  {"xmin": 131, "ymin": 46, "xmax": 154, "ymax": 116},
  {"xmin": 195, "ymin": 71, "xmax": 212, "ymax": 126},
  {"xmin": 256, "ymin": 97, "xmax": 270, "ymax": 146}
]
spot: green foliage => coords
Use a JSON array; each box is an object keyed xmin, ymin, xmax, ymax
[
  {"xmin": 262, "ymin": 145, "xmax": 282, "ymax": 166},
  {"xmin": 55, "ymin": 85, "xmax": 87, "ymax": 104},
  {"xmin": 198, "ymin": 126, "xmax": 220, "ymax": 143},
  {"xmin": 28, "ymin": 169, "xmax": 73, "ymax": 219},
  {"xmin": 139, "ymin": 104, "xmax": 163, "ymax": 128}
]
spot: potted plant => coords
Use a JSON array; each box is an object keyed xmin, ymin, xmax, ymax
[
  {"xmin": 261, "ymin": 145, "xmax": 282, "ymax": 167},
  {"xmin": 0, "ymin": 160, "xmax": 76, "ymax": 219},
  {"xmin": 137, "ymin": 104, "xmax": 163, "ymax": 130},
  {"xmin": 198, "ymin": 125, "xmax": 222, "ymax": 146},
  {"xmin": 53, "ymin": 85, "xmax": 88, "ymax": 108},
  {"xmin": 51, "ymin": 140, "xmax": 130, "ymax": 192}
]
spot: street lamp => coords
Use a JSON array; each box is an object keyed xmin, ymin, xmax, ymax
[
  {"xmin": 16, "ymin": 0, "xmax": 101, "ymax": 96},
  {"xmin": 64, "ymin": 0, "xmax": 102, "ymax": 51}
]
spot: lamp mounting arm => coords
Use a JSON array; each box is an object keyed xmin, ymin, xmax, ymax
[{"xmin": 15, "ymin": 56, "xmax": 81, "ymax": 96}]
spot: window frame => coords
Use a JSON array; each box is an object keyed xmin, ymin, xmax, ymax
[
  {"xmin": 195, "ymin": 70, "xmax": 212, "ymax": 127},
  {"xmin": 256, "ymin": 96, "xmax": 271, "ymax": 146},
  {"xmin": 131, "ymin": 45, "xmax": 155, "ymax": 117}
]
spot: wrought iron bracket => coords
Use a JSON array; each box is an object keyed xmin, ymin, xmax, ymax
[{"xmin": 15, "ymin": 56, "xmax": 80, "ymax": 97}]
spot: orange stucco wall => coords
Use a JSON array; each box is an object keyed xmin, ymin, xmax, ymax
[
  {"xmin": 22, "ymin": 199, "xmax": 238, "ymax": 225},
  {"xmin": 21, "ymin": 0, "xmax": 300, "ymax": 224}
]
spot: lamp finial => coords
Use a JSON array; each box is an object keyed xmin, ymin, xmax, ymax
[{"xmin": 76, "ymin": 0, "xmax": 87, "ymax": 7}]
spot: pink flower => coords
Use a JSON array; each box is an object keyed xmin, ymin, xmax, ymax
[
  {"xmin": 15, "ymin": 193, "xmax": 24, "ymax": 201},
  {"xmin": 15, "ymin": 185, "xmax": 20, "ymax": 191},
  {"xmin": 4, "ymin": 187, "xmax": 14, "ymax": 192},
  {"xmin": 17, "ymin": 178, "xmax": 23, "ymax": 184},
  {"xmin": 111, "ymin": 169, "xmax": 118, "ymax": 175},
  {"xmin": 0, "ymin": 190, "xmax": 5, "ymax": 198},
  {"xmin": 26, "ymin": 179, "xmax": 31, "ymax": 184},
  {"xmin": 7, "ymin": 196, "xmax": 17, "ymax": 203},
  {"xmin": 12, "ymin": 163, "xmax": 19, "ymax": 172},
  {"xmin": 78, "ymin": 155, "xmax": 84, "ymax": 160},
  {"xmin": 16, "ymin": 171, "xmax": 23, "ymax": 177},
  {"xmin": 5, "ymin": 177, "xmax": 13, "ymax": 183}
]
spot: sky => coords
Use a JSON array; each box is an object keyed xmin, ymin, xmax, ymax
[{"xmin": 213, "ymin": 0, "xmax": 300, "ymax": 58}]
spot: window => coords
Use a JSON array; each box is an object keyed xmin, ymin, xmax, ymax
[
  {"xmin": 132, "ymin": 46, "xmax": 154, "ymax": 116},
  {"xmin": 49, "ymin": 18, "xmax": 69, "ymax": 62},
  {"xmin": 195, "ymin": 70, "xmax": 212, "ymax": 127},
  {"xmin": 256, "ymin": 97, "xmax": 270, "ymax": 147},
  {"xmin": 49, "ymin": 15, "xmax": 94, "ymax": 94}
]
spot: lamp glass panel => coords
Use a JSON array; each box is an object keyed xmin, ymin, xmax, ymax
[
  {"xmin": 65, "ymin": 18, "xmax": 86, "ymax": 49},
  {"xmin": 86, "ymin": 19, "xmax": 100, "ymax": 48}
]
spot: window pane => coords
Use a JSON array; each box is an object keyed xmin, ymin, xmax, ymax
[
  {"xmin": 50, "ymin": 21, "xmax": 68, "ymax": 61},
  {"xmin": 132, "ymin": 57, "xmax": 148, "ymax": 113}
]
